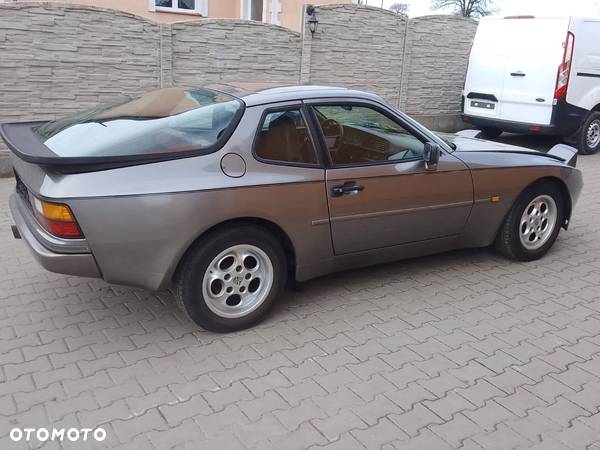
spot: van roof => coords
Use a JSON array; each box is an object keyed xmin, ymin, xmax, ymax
[{"xmin": 483, "ymin": 15, "xmax": 600, "ymax": 21}]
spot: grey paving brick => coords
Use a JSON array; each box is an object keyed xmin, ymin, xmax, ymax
[
  {"xmin": 389, "ymin": 403, "xmax": 444, "ymax": 436},
  {"xmin": 352, "ymin": 394, "xmax": 403, "ymax": 426},
  {"xmin": 269, "ymin": 422, "xmax": 327, "ymax": 450},
  {"xmin": 202, "ymin": 381, "xmax": 253, "ymax": 411},
  {"xmin": 77, "ymin": 399, "xmax": 132, "ymax": 428},
  {"xmin": 275, "ymin": 399, "xmax": 329, "ymax": 431},
  {"xmin": 472, "ymin": 423, "xmax": 534, "ymax": 450},
  {"xmin": 505, "ymin": 410, "xmax": 562, "ymax": 442},
  {"xmin": 351, "ymin": 417, "xmax": 408, "ymax": 449},
  {"xmin": 112, "ymin": 407, "xmax": 169, "ymax": 443},
  {"xmin": 537, "ymin": 397, "xmax": 590, "ymax": 427},
  {"xmin": 463, "ymin": 400, "xmax": 517, "ymax": 431},
  {"xmin": 429, "ymin": 412, "xmax": 484, "ymax": 447},
  {"xmin": 238, "ymin": 390, "xmax": 289, "ymax": 421},
  {"xmin": 524, "ymin": 376, "xmax": 576, "ymax": 403},
  {"xmin": 386, "ymin": 381, "xmax": 437, "ymax": 410},
  {"xmin": 565, "ymin": 380, "xmax": 600, "ymax": 412},
  {"xmin": 159, "ymin": 394, "xmax": 212, "ymax": 427},
  {"xmin": 312, "ymin": 410, "xmax": 367, "ymax": 440},
  {"xmin": 195, "ymin": 403, "xmax": 249, "ymax": 437},
  {"xmin": 277, "ymin": 379, "xmax": 327, "ymax": 407},
  {"xmin": 94, "ymin": 379, "xmax": 145, "ymax": 408}
]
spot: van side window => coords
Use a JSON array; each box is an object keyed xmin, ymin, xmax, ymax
[{"xmin": 254, "ymin": 109, "xmax": 318, "ymax": 165}]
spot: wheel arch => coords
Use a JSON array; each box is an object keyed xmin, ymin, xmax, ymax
[
  {"xmin": 507, "ymin": 176, "xmax": 573, "ymax": 231},
  {"xmin": 171, "ymin": 217, "xmax": 297, "ymax": 285}
]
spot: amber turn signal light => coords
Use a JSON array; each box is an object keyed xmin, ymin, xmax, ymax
[{"xmin": 32, "ymin": 197, "xmax": 83, "ymax": 239}]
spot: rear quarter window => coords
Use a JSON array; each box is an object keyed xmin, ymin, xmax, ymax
[{"xmin": 36, "ymin": 87, "xmax": 243, "ymax": 157}]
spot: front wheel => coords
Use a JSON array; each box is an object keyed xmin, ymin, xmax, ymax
[
  {"xmin": 579, "ymin": 111, "xmax": 600, "ymax": 155},
  {"xmin": 175, "ymin": 225, "xmax": 287, "ymax": 332},
  {"xmin": 495, "ymin": 182, "xmax": 565, "ymax": 261}
]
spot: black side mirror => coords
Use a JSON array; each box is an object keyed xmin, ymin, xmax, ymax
[{"xmin": 423, "ymin": 142, "xmax": 441, "ymax": 170}]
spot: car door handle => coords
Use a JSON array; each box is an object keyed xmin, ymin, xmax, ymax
[
  {"xmin": 331, "ymin": 181, "xmax": 364, "ymax": 197},
  {"xmin": 510, "ymin": 71, "xmax": 526, "ymax": 77}
]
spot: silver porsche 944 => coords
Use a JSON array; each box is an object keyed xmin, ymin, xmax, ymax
[{"xmin": 1, "ymin": 84, "xmax": 582, "ymax": 331}]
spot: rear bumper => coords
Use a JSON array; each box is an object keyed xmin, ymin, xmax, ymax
[
  {"xmin": 462, "ymin": 114, "xmax": 559, "ymax": 135},
  {"xmin": 9, "ymin": 194, "xmax": 102, "ymax": 279},
  {"xmin": 462, "ymin": 96, "xmax": 588, "ymax": 137}
]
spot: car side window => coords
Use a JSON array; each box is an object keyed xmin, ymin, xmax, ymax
[
  {"xmin": 313, "ymin": 105, "xmax": 425, "ymax": 166},
  {"xmin": 254, "ymin": 109, "xmax": 318, "ymax": 165}
]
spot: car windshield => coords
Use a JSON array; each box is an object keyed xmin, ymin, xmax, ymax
[{"xmin": 36, "ymin": 87, "xmax": 242, "ymax": 157}]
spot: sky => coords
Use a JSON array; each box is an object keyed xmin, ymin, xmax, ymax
[{"xmin": 361, "ymin": 0, "xmax": 600, "ymax": 18}]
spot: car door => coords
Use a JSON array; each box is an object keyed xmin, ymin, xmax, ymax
[{"xmin": 306, "ymin": 99, "xmax": 473, "ymax": 255}]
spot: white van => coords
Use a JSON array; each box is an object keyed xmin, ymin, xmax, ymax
[{"xmin": 462, "ymin": 16, "xmax": 600, "ymax": 154}]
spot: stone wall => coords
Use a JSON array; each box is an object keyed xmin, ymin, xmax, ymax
[
  {"xmin": 171, "ymin": 20, "xmax": 302, "ymax": 87},
  {"xmin": 0, "ymin": 2, "xmax": 162, "ymax": 122},
  {"xmin": 401, "ymin": 15, "xmax": 479, "ymax": 130},
  {"xmin": 0, "ymin": 2, "xmax": 478, "ymax": 175},
  {"xmin": 303, "ymin": 6, "xmax": 477, "ymax": 131},
  {"xmin": 300, "ymin": 5, "xmax": 408, "ymax": 107}
]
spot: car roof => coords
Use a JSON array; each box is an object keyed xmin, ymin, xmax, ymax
[{"xmin": 205, "ymin": 82, "xmax": 386, "ymax": 107}]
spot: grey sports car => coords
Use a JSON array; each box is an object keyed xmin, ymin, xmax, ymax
[{"xmin": 1, "ymin": 83, "xmax": 583, "ymax": 331}]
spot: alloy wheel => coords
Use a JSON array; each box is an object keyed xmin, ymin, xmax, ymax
[
  {"xmin": 202, "ymin": 244, "xmax": 274, "ymax": 319},
  {"xmin": 519, "ymin": 194, "xmax": 558, "ymax": 250}
]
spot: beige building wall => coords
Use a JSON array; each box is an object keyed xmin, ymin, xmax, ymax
[
  {"xmin": 207, "ymin": 0, "xmax": 240, "ymax": 19},
  {"xmin": 5, "ymin": 0, "xmax": 352, "ymax": 30}
]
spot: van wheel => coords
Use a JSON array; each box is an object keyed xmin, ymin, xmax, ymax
[
  {"xmin": 175, "ymin": 225, "xmax": 287, "ymax": 332},
  {"xmin": 495, "ymin": 181, "xmax": 564, "ymax": 261},
  {"xmin": 579, "ymin": 112, "xmax": 600, "ymax": 155},
  {"xmin": 479, "ymin": 127, "xmax": 502, "ymax": 139}
]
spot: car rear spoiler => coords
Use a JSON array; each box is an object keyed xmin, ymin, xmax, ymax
[
  {"xmin": 546, "ymin": 144, "xmax": 578, "ymax": 167},
  {"xmin": 455, "ymin": 129, "xmax": 578, "ymax": 168},
  {"xmin": 0, "ymin": 121, "xmax": 55, "ymax": 164}
]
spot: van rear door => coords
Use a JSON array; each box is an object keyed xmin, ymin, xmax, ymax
[
  {"xmin": 465, "ymin": 17, "xmax": 569, "ymax": 126},
  {"xmin": 464, "ymin": 18, "xmax": 508, "ymax": 121},
  {"xmin": 499, "ymin": 17, "xmax": 569, "ymax": 125}
]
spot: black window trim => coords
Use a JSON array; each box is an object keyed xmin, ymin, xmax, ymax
[
  {"xmin": 305, "ymin": 99, "xmax": 433, "ymax": 169},
  {"xmin": 251, "ymin": 103, "xmax": 324, "ymax": 169}
]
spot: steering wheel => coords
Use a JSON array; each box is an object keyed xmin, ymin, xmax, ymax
[{"xmin": 321, "ymin": 118, "xmax": 343, "ymax": 151}]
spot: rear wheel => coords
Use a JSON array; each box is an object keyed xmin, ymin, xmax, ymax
[
  {"xmin": 479, "ymin": 127, "xmax": 502, "ymax": 139},
  {"xmin": 176, "ymin": 225, "xmax": 287, "ymax": 332},
  {"xmin": 495, "ymin": 181, "xmax": 564, "ymax": 261},
  {"xmin": 579, "ymin": 111, "xmax": 600, "ymax": 155}
]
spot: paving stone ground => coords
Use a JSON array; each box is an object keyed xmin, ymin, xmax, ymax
[{"xmin": 1, "ymin": 143, "xmax": 600, "ymax": 449}]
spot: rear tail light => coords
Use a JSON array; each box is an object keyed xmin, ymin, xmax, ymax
[
  {"xmin": 31, "ymin": 197, "xmax": 83, "ymax": 239},
  {"xmin": 554, "ymin": 31, "xmax": 574, "ymax": 100}
]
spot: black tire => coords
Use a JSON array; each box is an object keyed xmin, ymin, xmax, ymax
[
  {"xmin": 479, "ymin": 127, "xmax": 503, "ymax": 139},
  {"xmin": 495, "ymin": 181, "xmax": 565, "ymax": 261},
  {"xmin": 175, "ymin": 225, "xmax": 287, "ymax": 332},
  {"xmin": 578, "ymin": 111, "xmax": 600, "ymax": 155}
]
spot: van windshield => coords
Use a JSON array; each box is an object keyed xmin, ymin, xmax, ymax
[{"xmin": 36, "ymin": 87, "xmax": 243, "ymax": 157}]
